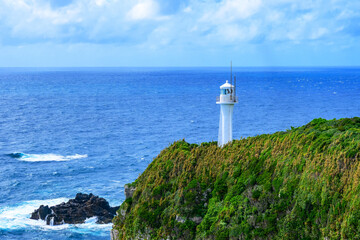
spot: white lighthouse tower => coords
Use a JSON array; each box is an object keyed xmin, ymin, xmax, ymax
[{"xmin": 216, "ymin": 76, "xmax": 238, "ymax": 147}]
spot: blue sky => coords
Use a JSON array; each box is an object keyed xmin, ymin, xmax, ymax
[{"xmin": 0, "ymin": 0, "xmax": 359, "ymax": 67}]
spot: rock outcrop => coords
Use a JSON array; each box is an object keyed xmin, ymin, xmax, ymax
[
  {"xmin": 30, "ymin": 193, "xmax": 119, "ymax": 225},
  {"xmin": 111, "ymin": 229, "xmax": 120, "ymax": 240},
  {"xmin": 124, "ymin": 184, "xmax": 136, "ymax": 199}
]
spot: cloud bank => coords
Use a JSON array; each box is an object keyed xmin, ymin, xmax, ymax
[
  {"xmin": 1, "ymin": 0, "xmax": 359, "ymax": 46},
  {"xmin": 0, "ymin": 0, "xmax": 359, "ymax": 66}
]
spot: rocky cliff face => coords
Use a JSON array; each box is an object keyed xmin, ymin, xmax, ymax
[
  {"xmin": 31, "ymin": 193, "xmax": 119, "ymax": 225},
  {"xmin": 111, "ymin": 229, "xmax": 120, "ymax": 240},
  {"xmin": 124, "ymin": 184, "xmax": 136, "ymax": 199},
  {"xmin": 112, "ymin": 117, "xmax": 360, "ymax": 239}
]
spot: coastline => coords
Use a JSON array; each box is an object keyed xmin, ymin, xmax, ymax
[{"xmin": 112, "ymin": 117, "xmax": 360, "ymax": 239}]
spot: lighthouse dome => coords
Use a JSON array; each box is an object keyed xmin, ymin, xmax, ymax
[
  {"xmin": 220, "ymin": 80, "xmax": 234, "ymax": 89},
  {"xmin": 217, "ymin": 79, "xmax": 237, "ymax": 104}
]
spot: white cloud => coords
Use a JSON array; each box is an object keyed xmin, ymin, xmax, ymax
[
  {"xmin": 310, "ymin": 27, "xmax": 328, "ymax": 40},
  {"xmin": 95, "ymin": 0, "xmax": 107, "ymax": 7},
  {"xmin": 0, "ymin": 0, "xmax": 358, "ymax": 48},
  {"xmin": 214, "ymin": 0, "xmax": 262, "ymax": 22},
  {"xmin": 126, "ymin": 0, "xmax": 160, "ymax": 21},
  {"xmin": 183, "ymin": 6, "xmax": 192, "ymax": 13}
]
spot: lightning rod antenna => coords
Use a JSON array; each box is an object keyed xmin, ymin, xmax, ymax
[
  {"xmin": 234, "ymin": 75, "xmax": 236, "ymax": 102},
  {"xmin": 230, "ymin": 61, "xmax": 232, "ymax": 87}
]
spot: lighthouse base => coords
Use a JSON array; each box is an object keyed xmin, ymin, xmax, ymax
[{"xmin": 218, "ymin": 104, "xmax": 234, "ymax": 147}]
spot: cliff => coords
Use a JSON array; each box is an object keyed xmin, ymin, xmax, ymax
[{"xmin": 112, "ymin": 117, "xmax": 360, "ymax": 239}]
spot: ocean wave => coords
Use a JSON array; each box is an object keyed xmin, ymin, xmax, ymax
[
  {"xmin": 0, "ymin": 198, "xmax": 69, "ymax": 230},
  {"xmin": 8, "ymin": 153, "xmax": 88, "ymax": 162},
  {"xmin": 0, "ymin": 199, "xmax": 112, "ymax": 234}
]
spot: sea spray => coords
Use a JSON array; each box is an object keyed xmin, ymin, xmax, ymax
[
  {"xmin": 0, "ymin": 198, "xmax": 111, "ymax": 235},
  {"xmin": 8, "ymin": 153, "xmax": 88, "ymax": 162}
]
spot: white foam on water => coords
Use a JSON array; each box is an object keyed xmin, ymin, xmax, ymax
[
  {"xmin": 15, "ymin": 153, "xmax": 88, "ymax": 162},
  {"xmin": 76, "ymin": 217, "xmax": 113, "ymax": 231},
  {"xmin": 0, "ymin": 198, "xmax": 69, "ymax": 230},
  {"xmin": 0, "ymin": 199, "xmax": 112, "ymax": 235}
]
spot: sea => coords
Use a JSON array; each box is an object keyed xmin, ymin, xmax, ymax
[{"xmin": 0, "ymin": 67, "xmax": 359, "ymax": 239}]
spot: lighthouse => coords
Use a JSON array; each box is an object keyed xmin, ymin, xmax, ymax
[{"xmin": 216, "ymin": 78, "xmax": 238, "ymax": 147}]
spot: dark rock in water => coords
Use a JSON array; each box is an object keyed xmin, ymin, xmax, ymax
[
  {"xmin": 31, "ymin": 205, "xmax": 51, "ymax": 220},
  {"xmin": 8, "ymin": 152, "xmax": 25, "ymax": 159},
  {"xmin": 30, "ymin": 193, "xmax": 119, "ymax": 225}
]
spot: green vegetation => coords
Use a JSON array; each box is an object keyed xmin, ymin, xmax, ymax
[{"xmin": 112, "ymin": 117, "xmax": 360, "ymax": 239}]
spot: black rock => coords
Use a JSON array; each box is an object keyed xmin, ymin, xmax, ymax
[
  {"xmin": 30, "ymin": 193, "xmax": 119, "ymax": 225},
  {"xmin": 30, "ymin": 205, "xmax": 51, "ymax": 220}
]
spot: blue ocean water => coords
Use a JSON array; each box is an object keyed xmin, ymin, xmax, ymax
[{"xmin": 0, "ymin": 67, "xmax": 359, "ymax": 239}]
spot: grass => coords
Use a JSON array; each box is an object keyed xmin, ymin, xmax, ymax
[{"xmin": 113, "ymin": 117, "xmax": 360, "ymax": 239}]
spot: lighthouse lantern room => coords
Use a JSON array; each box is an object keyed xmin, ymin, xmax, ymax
[{"xmin": 216, "ymin": 77, "xmax": 238, "ymax": 147}]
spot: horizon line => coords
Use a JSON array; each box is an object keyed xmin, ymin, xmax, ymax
[{"xmin": 1, "ymin": 66, "xmax": 360, "ymax": 69}]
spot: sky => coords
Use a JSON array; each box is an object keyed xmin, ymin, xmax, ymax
[{"xmin": 0, "ymin": 0, "xmax": 359, "ymax": 67}]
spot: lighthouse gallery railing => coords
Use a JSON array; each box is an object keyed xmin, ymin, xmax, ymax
[{"xmin": 216, "ymin": 95, "xmax": 238, "ymax": 103}]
